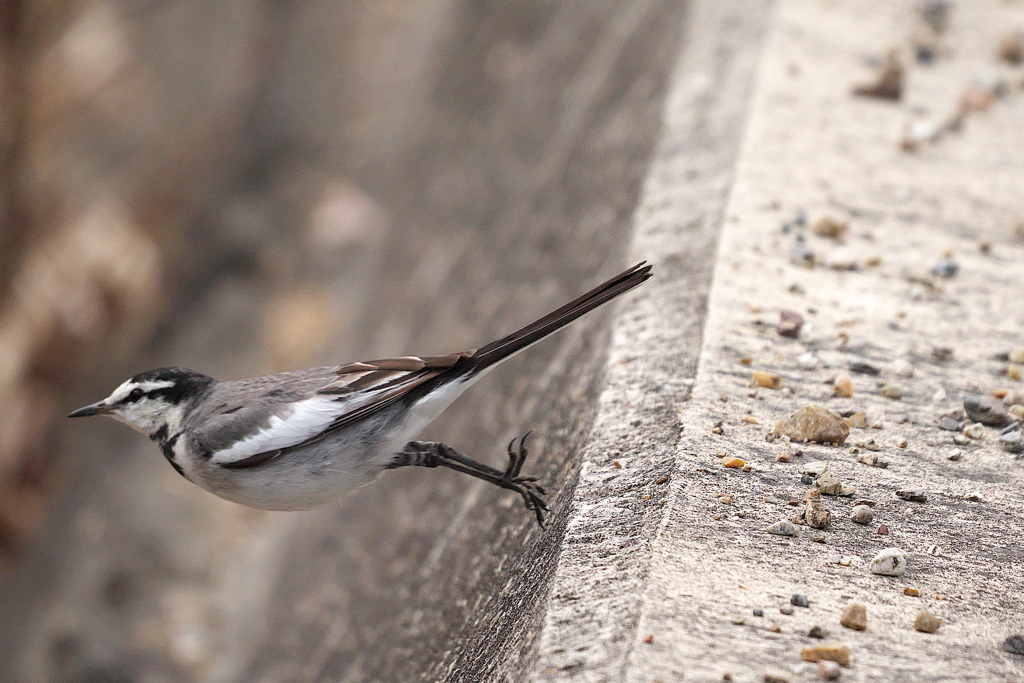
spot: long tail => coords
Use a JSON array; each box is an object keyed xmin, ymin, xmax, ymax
[{"xmin": 468, "ymin": 262, "xmax": 652, "ymax": 373}]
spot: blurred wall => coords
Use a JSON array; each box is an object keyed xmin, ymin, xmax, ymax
[{"xmin": 0, "ymin": 1, "xmax": 687, "ymax": 681}]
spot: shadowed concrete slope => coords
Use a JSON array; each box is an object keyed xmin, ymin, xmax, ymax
[{"xmin": 0, "ymin": 1, "xmax": 710, "ymax": 682}]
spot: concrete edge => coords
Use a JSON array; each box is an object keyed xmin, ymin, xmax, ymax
[{"xmin": 530, "ymin": 1, "xmax": 776, "ymax": 679}]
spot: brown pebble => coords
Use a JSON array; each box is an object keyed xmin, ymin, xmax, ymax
[
  {"xmin": 718, "ymin": 495, "xmax": 734, "ymax": 505},
  {"xmin": 741, "ymin": 357, "xmax": 753, "ymax": 365},
  {"xmin": 877, "ymin": 525, "xmax": 890, "ymax": 535},
  {"xmin": 655, "ymin": 476, "xmax": 669, "ymax": 485},
  {"xmin": 904, "ymin": 587, "xmax": 920, "ymax": 597},
  {"xmin": 999, "ymin": 32, "xmax": 1024, "ymax": 64},
  {"xmin": 833, "ymin": 377, "xmax": 854, "ymax": 398},
  {"xmin": 776, "ymin": 453, "xmax": 791, "ymax": 463},
  {"xmin": 897, "ymin": 438, "xmax": 908, "ymax": 449},
  {"xmin": 721, "ymin": 457, "xmax": 746, "ymax": 468},
  {"xmin": 763, "ymin": 675, "xmax": 788, "ymax": 683},
  {"xmin": 840, "ymin": 603, "xmax": 867, "ymax": 631},
  {"xmin": 850, "ymin": 499, "xmax": 877, "ymax": 508},
  {"xmin": 777, "ymin": 309, "xmax": 805, "ymax": 338},
  {"xmin": 612, "ymin": 461, "xmax": 622, "ymax": 469},
  {"xmin": 993, "ymin": 388, "xmax": 1010, "ymax": 400},
  {"xmin": 768, "ymin": 623, "xmax": 781, "ymax": 633},
  {"xmin": 643, "ymin": 634, "xmax": 654, "ymax": 644},
  {"xmin": 774, "ymin": 404, "xmax": 850, "ymax": 445},
  {"xmin": 915, "ymin": 611, "xmax": 942, "ymax": 633},
  {"xmin": 853, "ymin": 50, "xmax": 902, "ymax": 100},
  {"xmin": 801, "ymin": 642, "xmax": 851, "ymax": 667},
  {"xmin": 753, "ymin": 371, "xmax": 782, "ymax": 389},
  {"xmin": 812, "ymin": 217, "xmax": 849, "ymax": 241},
  {"xmin": 743, "ymin": 415, "xmax": 759, "ymax": 424},
  {"xmin": 844, "ymin": 413, "xmax": 866, "ymax": 429}
]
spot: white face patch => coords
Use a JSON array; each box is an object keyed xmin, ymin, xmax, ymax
[{"xmin": 102, "ymin": 379, "xmax": 180, "ymax": 436}]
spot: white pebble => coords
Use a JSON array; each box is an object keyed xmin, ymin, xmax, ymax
[
  {"xmin": 870, "ymin": 547, "xmax": 907, "ymax": 576},
  {"xmin": 891, "ymin": 359, "xmax": 915, "ymax": 378},
  {"xmin": 850, "ymin": 505, "xmax": 874, "ymax": 525},
  {"xmin": 963, "ymin": 423, "xmax": 985, "ymax": 439},
  {"xmin": 767, "ymin": 520, "xmax": 799, "ymax": 536}
]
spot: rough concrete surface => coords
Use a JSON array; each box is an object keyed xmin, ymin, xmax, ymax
[{"xmin": 574, "ymin": 0, "xmax": 1023, "ymax": 681}]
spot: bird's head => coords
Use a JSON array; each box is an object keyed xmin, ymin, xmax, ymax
[{"xmin": 68, "ymin": 367, "xmax": 215, "ymax": 438}]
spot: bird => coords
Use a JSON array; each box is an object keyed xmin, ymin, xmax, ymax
[{"xmin": 68, "ymin": 262, "xmax": 652, "ymax": 526}]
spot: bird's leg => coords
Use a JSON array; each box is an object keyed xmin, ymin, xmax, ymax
[{"xmin": 390, "ymin": 434, "xmax": 548, "ymax": 527}]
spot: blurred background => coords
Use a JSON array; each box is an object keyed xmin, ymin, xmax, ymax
[{"xmin": 0, "ymin": 0, "xmax": 685, "ymax": 681}]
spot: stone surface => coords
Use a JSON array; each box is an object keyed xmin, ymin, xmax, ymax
[
  {"xmin": 774, "ymin": 405, "xmax": 851, "ymax": 445},
  {"xmin": 964, "ymin": 395, "xmax": 1011, "ymax": 427},
  {"xmin": 850, "ymin": 505, "xmax": 874, "ymax": 525},
  {"xmin": 915, "ymin": 612, "xmax": 942, "ymax": 633},
  {"xmin": 767, "ymin": 520, "xmax": 799, "ymax": 537},
  {"xmin": 801, "ymin": 643, "xmax": 851, "ymax": 668},
  {"xmin": 870, "ymin": 548, "xmax": 908, "ymax": 577},
  {"xmin": 840, "ymin": 603, "xmax": 867, "ymax": 631}
]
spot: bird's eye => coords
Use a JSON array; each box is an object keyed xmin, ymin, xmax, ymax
[{"xmin": 127, "ymin": 388, "xmax": 144, "ymax": 402}]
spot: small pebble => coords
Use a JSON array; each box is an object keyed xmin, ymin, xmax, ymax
[
  {"xmin": 870, "ymin": 547, "xmax": 907, "ymax": 576},
  {"xmin": 818, "ymin": 660, "xmax": 842, "ymax": 680},
  {"xmin": 812, "ymin": 216, "xmax": 848, "ymax": 241},
  {"xmin": 948, "ymin": 449, "xmax": 963, "ymax": 461},
  {"xmin": 775, "ymin": 405, "xmax": 850, "ymax": 445},
  {"xmin": 964, "ymin": 492, "xmax": 984, "ymax": 502},
  {"xmin": 722, "ymin": 457, "xmax": 746, "ymax": 468},
  {"xmin": 896, "ymin": 438, "xmax": 908, "ymax": 449},
  {"xmin": 643, "ymin": 634, "xmax": 654, "ymax": 644},
  {"xmin": 764, "ymin": 673, "xmax": 788, "ymax": 683},
  {"xmin": 963, "ymin": 395, "xmax": 1011, "ymax": 427},
  {"xmin": 856, "ymin": 453, "xmax": 888, "ymax": 468},
  {"xmin": 1002, "ymin": 634, "xmax": 1024, "ymax": 655},
  {"xmin": 849, "ymin": 359, "xmax": 881, "ymax": 375},
  {"xmin": 850, "ymin": 499, "xmax": 877, "ymax": 508},
  {"xmin": 881, "ymin": 383, "xmax": 903, "ymax": 400},
  {"xmin": 891, "ymin": 359, "xmax": 914, "ymax": 378},
  {"xmin": 938, "ymin": 416, "xmax": 961, "ymax": 431},
  {"xmin": 802, "ymin": 461, "xmax": 829, "ymax": 476},
  {"xmin": 914, "ymin": 611, "xmax": 942, "ymax": 633},
  {"xmin": 839, "ymin": 485, "xmax": 856, "ymax": 497},
  {"xmin": 791, "ymin": 594, "xmax": 810, "ymax": 608},
  {"xmin": 718, "ymin": 495, "xmax": 734, "ymax": 505},
  {"xmin": 840, "ymin": 603, "xmax": 867, "ymax": 631},
  {"xmin": 877, "ymin": 525, "xmax": 889, "ymax": 535},
  {"xmin": 800, "ymin": 643, "xmax": 851, "ymax": 667},
  {"xmin": 753, "ymin": 608, "xmax": 764, "ymax": 617},
  {"xmin": 797, "ymin": 352, "xmax": 819, "ymax": 369},
  {"xmin": 999, "ymin": 33, "xmax": 1024, "ymax": 64},
  {"xmin": 816, "ymin": 471, "xmax": 843, "ymax": 496},
  {"xmin": 777, "ymin": 309, "xmax": 805, "ymax": 338},
  {"xmin": 767, "ymin": 520, "xmax": 799, "ymax": 536},
  {"xmin": 1009, "ymin": 405, "xmax": 1024, "ymax": 421},
  {"xmin": 1006, "ymin": 389, "xmax": 1024, "ymax": 406},
  {"xmin": 932, "ymin": 347, "xmax": 954, "ymax": 363},
  {"xmin": 963, "ymin": 423, "xmax": 985, "ymax": 440},
  {"xmin": 832, "ymin": 377, "xmax": 854, "ymax": 398},
  {"xmin": 929, "ymin": 256, "xmax": 959, "ymax": 278},
  {"xmin": 845, "ymin": 413, "xmax": 866, "ymax": 429},
  {"xmin": 926, "ymin": 545, "xmax": 940, "ymax": 556},
  {"xmin": 1010, "ymin": 347, "xmax": 1024, "ymax": 364},
  {"xmin": 896, "ymin": 488, "xmax": 928, "ymax": 503},
  {"xmin": 904, "ymin": 587, "xmax": 920, "ymax": 597},
  {"xmin": 767, "ymin": 623, "xmax": 781, "ymax": 633},
  {"xmin": 998, "ymin": 424, "xmax": 1024, "ymax": 454},
  {"xmin": 807, "ymin": 625, "xmax": 828, "ymax": 639},
  {"xmin": 777, "ymin": 453, "xmax": 791, "ymax": 463},
  {"xmin": 753, "ymin": 371, "xmax": 782, "ymax": 389},
  {"xmin": 780, "ymin": 605, "xmax": 794, "ymax": 616},
  {"xmin": 850, "ymin": 505, "xmax": 874, "ymax": 525}
]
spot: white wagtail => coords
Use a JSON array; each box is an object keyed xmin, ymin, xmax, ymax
[{"xmin": 69, "ymin": 262, "xmax": 652, "ymax": 526}]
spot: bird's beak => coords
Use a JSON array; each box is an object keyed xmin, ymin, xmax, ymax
[{"xmin": 68, "ymin": 401, "xmax": 113, "ymax": 418}]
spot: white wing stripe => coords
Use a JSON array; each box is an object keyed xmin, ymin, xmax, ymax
[{"xmin": 210, "ymin": 396, "xmax": 346, "ymax": 464}]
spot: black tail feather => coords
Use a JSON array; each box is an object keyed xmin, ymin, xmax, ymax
[{"xmin": 469, "ymin": 262, "xmax": 652, "ymax": 373}]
